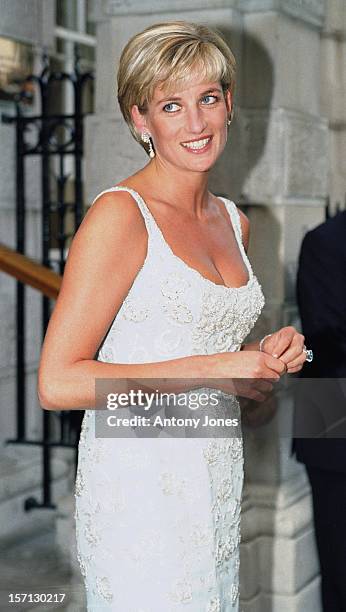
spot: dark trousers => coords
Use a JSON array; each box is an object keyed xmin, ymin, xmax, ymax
[{"xmin": 306, "ymin": 466, "xmax": 346, "ymax": 612}]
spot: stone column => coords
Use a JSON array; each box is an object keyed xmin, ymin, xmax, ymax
[
  {"xmin": 86, "ymin": 2, "xmax": 329, "ymax": 610},
  {"xmin": 321, "ymin": 0, "xmax": 346, "ymax": 209},
  {"xmin": 233, "ymin": 2, "xmax": 328, "ymax": 611}
]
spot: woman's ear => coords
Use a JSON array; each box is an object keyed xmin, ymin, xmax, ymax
[
  {"xmin": 131, "ymin": 105, "xmax": 148, "ymax": 135},
  {"xmin": 224, "ymin": 89, "xmax": 233, "ymax": 116}
]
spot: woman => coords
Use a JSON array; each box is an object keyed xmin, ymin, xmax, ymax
[{"xmin": 38, "ymin": 21, "xmax": 307, "ymax": 611}]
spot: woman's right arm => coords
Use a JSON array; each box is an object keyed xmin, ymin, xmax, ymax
[{"xmin": 37, "ymin": 191, "xmax": 284, "ymax": 411}]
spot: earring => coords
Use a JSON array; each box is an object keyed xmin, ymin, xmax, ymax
[
  {"xmin": 227, "ymin": 107, "xmax": 235, "ymax": 126},
  {"xmin": 141, "ymin": 132, "xmax": 155, "ymax": 158}
]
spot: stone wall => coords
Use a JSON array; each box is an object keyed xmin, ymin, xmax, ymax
[{"xmin": 321, "ymin": 0, "xmax": 346, "ymax": 209}]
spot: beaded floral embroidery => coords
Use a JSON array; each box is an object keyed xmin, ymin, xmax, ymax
[{"xmin": 192, "ymin": 284, "xmax": 265, "ymax": 354}]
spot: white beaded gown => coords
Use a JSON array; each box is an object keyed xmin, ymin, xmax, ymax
[{"xmin": 74, "ymin": 186, "xmax": 265, "ymax": 611}]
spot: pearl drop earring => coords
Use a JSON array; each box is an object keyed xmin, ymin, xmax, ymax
[
  {"xmin": 141, "ymin": 132, "xmax": 155, "ymax": 158},
  {"xmin": 227, "ymin": 107, "xmax": 235, "ymax": 126}
]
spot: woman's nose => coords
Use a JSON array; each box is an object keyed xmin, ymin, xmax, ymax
[{"xmin": 185, "ymin": 106, "xmax": 207, "ymax": 134}]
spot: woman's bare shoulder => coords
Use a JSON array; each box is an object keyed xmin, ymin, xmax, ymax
[
  {"xmin": 233, "ymin": 204, "xmax": 250, "ymax": 253},
  {"xmin": 84, "ymin": 186, "xmax": 144, "ymax": 226},
  {"xmin": 220, "ymin": 195, "xmax": 250, "ymax": 253},
  {"xmin": 64, "ymin": 187, "xmax": 148, "ymax": 286}
]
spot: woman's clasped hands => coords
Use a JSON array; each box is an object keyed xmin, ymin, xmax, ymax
[
  {"xmin": 260, "ymin": 326, "xmax": 306, "ymax": 374},
  {"xmin": 208, "ymin": 326, "xmax": 305, "ymax": 402}
]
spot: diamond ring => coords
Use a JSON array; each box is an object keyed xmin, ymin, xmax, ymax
[{"xmin": 303, "ymin": 345, "xmax": 313, "ymax": 362}]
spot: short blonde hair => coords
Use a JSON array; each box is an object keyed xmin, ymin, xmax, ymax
[{"xmin": 117, "ymin": 21, "xmax": 236, "ymax": 154}]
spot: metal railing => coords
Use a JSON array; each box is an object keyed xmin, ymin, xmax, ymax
[{"xmin": 1, "ymin": 54, "xmax": 93, "ymax": 510}]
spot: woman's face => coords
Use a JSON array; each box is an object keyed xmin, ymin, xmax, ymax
[{"xmin": 131, "ymin": 72, "xmax": 232, "ymax": 173}]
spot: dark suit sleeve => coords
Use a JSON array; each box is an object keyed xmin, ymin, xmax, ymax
[
  {"xmin": 297, "ymin": 230, "xmax": 346, "ymax": 378},
  {"xmin": 294, "ymin": 227, "xmax": 346, "ymax": 468}
]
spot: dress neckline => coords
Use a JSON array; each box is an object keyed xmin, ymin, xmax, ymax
[{"xmin": 113, "ymin": 185, "xmax": 254, "ymax": 292}]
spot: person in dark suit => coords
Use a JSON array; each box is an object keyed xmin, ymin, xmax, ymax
[{"xmin": 293, "ymin": 210, "xmax": 346, "ymax": 611}]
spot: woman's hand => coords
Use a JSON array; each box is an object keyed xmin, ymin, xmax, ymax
[
  {"xmin": 205, "ymin": 350, "xmax": 286, "ymax": 402},
  {"xmin": 260, "ymin": 326, "xmax": 306, "ymax": 373}
]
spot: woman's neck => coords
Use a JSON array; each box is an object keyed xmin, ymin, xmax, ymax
[{"xmin": 137, "ymin": 159, "xmax": 211, "ymax": 217}]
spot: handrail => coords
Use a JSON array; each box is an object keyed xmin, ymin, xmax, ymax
[{"xmin": 0, "ymin": 243, "xmax": 61, "ymax": 300}]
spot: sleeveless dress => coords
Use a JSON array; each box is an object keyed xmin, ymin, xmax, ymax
[{"xmin": 74, "ymin": 186, "xmax": 265, "ymax": 611}]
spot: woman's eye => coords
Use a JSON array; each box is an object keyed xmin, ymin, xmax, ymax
[
  {"xmin": 201, "ymin": 95, "xmax": 218, "ymax": 105},
  {"xmin": 163, "ymin": 102, "xmax": 180, "ymax": 113},
  {"xmin": 162, "ymin": 96, "xmax": 218, "ymax": 112}
]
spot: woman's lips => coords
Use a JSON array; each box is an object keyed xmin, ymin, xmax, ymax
[{"xmin": 180, "ymin": 136, "xmax": 213, "ymax": 154}]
